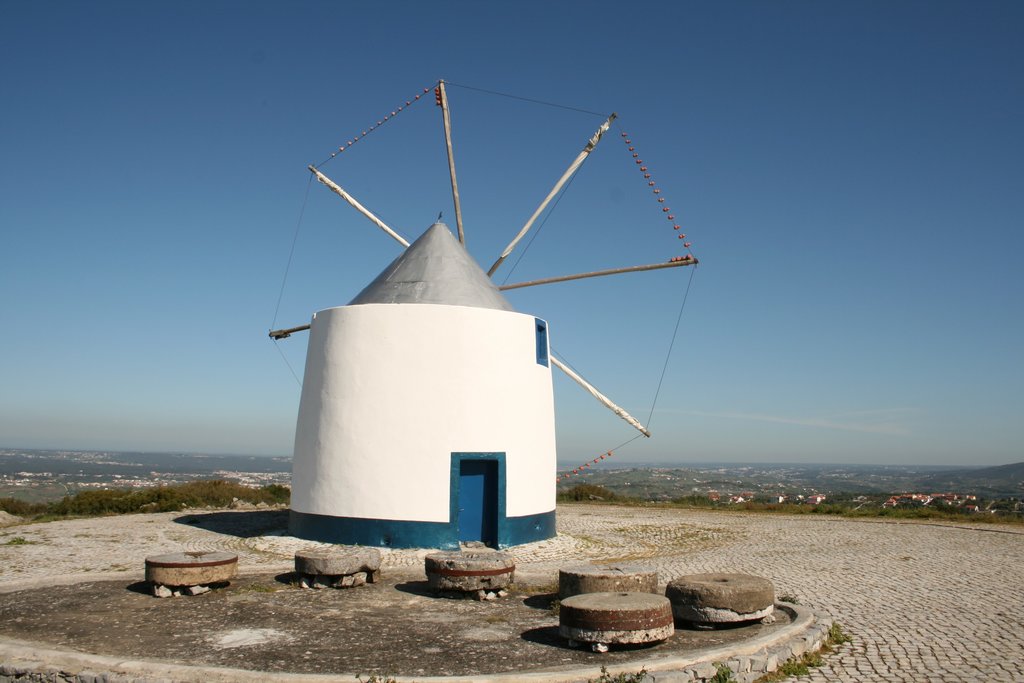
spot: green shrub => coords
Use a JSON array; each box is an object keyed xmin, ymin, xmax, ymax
[
  {"xmin": 0, "ymin": 498, "xmax": 48, "ymax": 516},
  {"xmin": 710, "ymin": 663, "xmax": 737, "ymax": 683},
  {"xmin": 589, "ymin": 665, "xmax": 649, "ymax": 683},
  {"xmin": 828, "ymin": 622, "xmax": 852, "ymax": 645},
  {"xmin": 557, "ymin": 484, "xmax": 625, "ymax": 502},
  {"xmin": 11, "ymin": 480, "xmax": 290, "ymax": 520}
]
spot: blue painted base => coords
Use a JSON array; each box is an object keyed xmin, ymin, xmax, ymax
[{"xmin": 289, "ymin": 508, "xmax": 556, "ymax": 550}]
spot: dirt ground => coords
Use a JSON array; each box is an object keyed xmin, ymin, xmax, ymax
[{"xmin": 0, "ymin": 571, "xmax": 788, "ymax": 679}]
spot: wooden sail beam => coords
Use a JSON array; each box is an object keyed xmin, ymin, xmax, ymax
[
  {"xmin": 438, "ymin": 81, "xmax": 465, "ymax": 245},
  {"xmin": 269, "ymin": 324, "xmax": 311, "ymax": 340},
  {"xmin": 550, "ymin": 356, "xmax": 651, "ymax": 437},
  {"xmin": 486, "ymin": 113, "xmax": 617, "ymax": 277},
  {"xmin": 498, "ymin": 256, "xmax": 697, "ymax": 291},
  {"xmin": 308, "ymin": 165, "xmax": 411, "ymax": 248}
]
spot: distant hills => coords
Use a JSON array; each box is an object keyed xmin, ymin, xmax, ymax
[
  {"xmin": 918, "ymin": 461, "xmax": 1024, "ymax": 497},
  {"xmin": 0, "ymin": 450, "xmax": 290, "ymax": 477},
  {"xmin": 556, "ymin": 461, "xmax": 1024, "ymax": 500},
  {"xmin": 3, "ymin": 449, "xmax": 1021, "ymax": 499}
]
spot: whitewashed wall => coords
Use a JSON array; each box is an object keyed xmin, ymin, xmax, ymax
[{"xmin": 291, "ymin": 303, "xmax": 556, "ymax": 522}]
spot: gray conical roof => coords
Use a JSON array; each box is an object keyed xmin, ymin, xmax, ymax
[{"xmin": 348, "ymin": 222, "xmax": 515, "ymax": 311}]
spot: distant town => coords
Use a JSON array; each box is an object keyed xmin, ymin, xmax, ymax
[
  {"xmin": 1, "ymin": 449, "xmax": 1021, "ymax": 516},
  {"xmin": 0, "ymin": 449, "xmax": 290, "ymax": 503},
  {"xmin": 560, "ymin": 462, "xmax": 1022, "ymax": 516}
]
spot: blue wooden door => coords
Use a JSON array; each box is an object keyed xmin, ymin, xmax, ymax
[{"xmin": 458, "ymin": 459, "xmax": 497, "ymax": 544}]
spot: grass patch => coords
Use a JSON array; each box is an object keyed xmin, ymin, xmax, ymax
[
  {"xmin": 754, "ymin": 622, "xmax": 852, "ymax": 682},
  {"xmin": 828, "ymin": 622, "xmax": 852, "ymax": 645},
  {"xmin": 711, "ymin": 663, "xmax": 737, "ymax": 682},
  {"xmin": 2, "ymin": 536, "xmax": 35, "ymax": 545},
  {"xmin": 588, "ymin": 665, "xmax": 649, "ymax": 683},
  {"xmin": 355, "ymin": 674, "xmax": 396, "ymax": 683},
  {"xmin": 482, "ymin": 614, "xmax": 508, "ymax": 624},
  {"xmin": 238, "ymin": 583, "xmax": 278, "ymax": 593}
]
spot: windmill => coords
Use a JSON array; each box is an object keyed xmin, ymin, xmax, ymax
[{"xmin": 270, "ymin": 81, "xmax": 697, "ymax": 549}]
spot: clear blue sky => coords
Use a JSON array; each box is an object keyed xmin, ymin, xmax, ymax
[{"xmin": 2, "ymin": 1, "xmax": 1021, "ymax": 467}]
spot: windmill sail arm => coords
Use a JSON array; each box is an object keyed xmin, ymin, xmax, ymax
[
  {"xmin": 437, "ymin": 81, "xmax": 466, "ymax": 245},
  {"xmin": 269, "ymin": 323, "xmax": 311, "ymax": 340},
  {"xmin": 308, "ymin": 165, "xmax": 411, "ymax": 248},
  {"xmin": 498, "ymin": 256, "xmax": 697, "ymax": 291},
  {"xmin": 486, "ymin": 113, "xmax": 617, "ymax": 277},
  {"xmin": 550, "ymin": 356, "xmax": 651, "ymax": 437}
]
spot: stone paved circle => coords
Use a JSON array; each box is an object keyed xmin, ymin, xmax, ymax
[{"xmin": 1, "ymin": 504, "xmax": 1023, "ymax": 681}]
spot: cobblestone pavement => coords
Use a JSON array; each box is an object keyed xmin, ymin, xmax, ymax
[{"xmin": 2, "ymin": 504, "xmax": 1022, "ymax": 681}]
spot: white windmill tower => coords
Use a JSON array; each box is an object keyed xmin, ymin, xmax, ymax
[{"xmin": 271, "ymin": 81, "xmax": 697, "ymax": 549}]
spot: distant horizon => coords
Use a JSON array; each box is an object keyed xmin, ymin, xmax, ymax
[{"xmin": 4, "ymin": 446, "xmax": 1019, "ymax": 471}]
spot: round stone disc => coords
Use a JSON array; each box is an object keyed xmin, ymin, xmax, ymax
[
  {"xmin": 294, "ymin": 547, "xmax": 381, "ymax": 576},
  {"xmin": 665, "ymin": 573, "xmax": 775, "ymax": 624},
  {"xmin": 145, "ymin": 551, "xmax": 238, "ymax": 586},
  {"xmin": 559, "ymin": 563, "xmax": 658, "ymax": 599},
  {"xmin": 559, "ymin": 591, "xmax": 674, "ymax": 645},
  {"xmin": 424, "ymin": 551, "xmax": 515, "ymax": 592}
]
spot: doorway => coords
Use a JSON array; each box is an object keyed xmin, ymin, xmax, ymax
[{"xmin": 454, "ymin": 456, "xmax": 499, "ymax": 545}]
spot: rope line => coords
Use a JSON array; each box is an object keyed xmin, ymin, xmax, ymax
[
  {"xmin": 316, "ymin": 82, "xmax": 438, "ymax": 168},
  {"xmin": 555, "ymin": 266, "xmax": 698, "ymax": 483},
  {"xmin": 272, "ymin": 173, "xmax": 313, "ymax": 330},
  {"xmin": 556, "ymin": 434, "xmax": 645, "ymax": 482},
  {"xmin": 551, "ymin": 126, "xmax": 701, "ymax": 481},
  {"xmin": 551, "ymin": 348, "xmax": 645, "ymax": 482},
  {"xmin": 500, "ymin": 167, "xmax": 583, "ymax": 285},
  {"xmin": 272, "ymin": 340, "xmax": 303, "ymax": 389},
  {"xmin": 270, "ymin": 174, "xmax": 314, "ymax": 389},
  {"xmin": 444, "ymin": 81, "xmax": 606, "ymax": 117},
  {"xmin": 549, "ymin": 347, "xmax": 591, "ymax": 384},
  {"xmin": 614, "ymin": 123, "xmax": 696, "ymax": 263},
  {"xmin": 645, "ymin": 265, "xmax": 697, "ymax": 429}
]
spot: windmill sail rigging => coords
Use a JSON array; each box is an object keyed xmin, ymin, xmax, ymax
[
  {"xmin": 486, "ymin": 113, "xmax": 617, "ymax": 277},
  {"xmin": 498, "ymin": 256, "xmax": 697, "ymax": 291},
  {"xmin": 308, "ymin": 165, "xmax": 410, "ymax": 248},
  {"xmin": 275, "ymin": 82, "xmax": 700, "ymax": 454},
  {"xmin": 550, "ymin": 357, "xmax": 651, "ymax": 437}
]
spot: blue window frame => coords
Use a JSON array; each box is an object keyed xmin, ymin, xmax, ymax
[{"xmin": 535, "ymin": 318, "xmax": 549, "ymax": 367}]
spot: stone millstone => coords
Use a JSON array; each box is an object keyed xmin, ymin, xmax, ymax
[
  {"xmin": 558, "ymin": 563, "xmax": 658, "ymax": 599},
  {"xmin": 665, "ymin": 573, "xmax": 775, "ymax": 624},
  {"xmin": 559, "ymin": 592, "xmax": 674, "ymax": 646},
  {"xmin": 424, "ymin": 551, "xmax": 515, "ymax": 593},
  {"xmin": 144, "ymin": 551, "xmax": 238, "ymax": 587},
  {"xmin": 294, "ymin": 547, "xmax": 382, "ymax": 583}
]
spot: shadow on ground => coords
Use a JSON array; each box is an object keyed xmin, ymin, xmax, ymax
[{"xmin": 174, "ymin": 510, "xmax": 289, "ymax": 538}]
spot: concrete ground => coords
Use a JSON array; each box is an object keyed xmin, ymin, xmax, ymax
[{"xmin": 1, "ymin": 504, "xmax": 1022, "ymax": 681}]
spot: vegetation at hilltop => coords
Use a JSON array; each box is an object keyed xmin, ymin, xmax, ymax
[
  {"xmin": 556, "ymin": 484, "xmax": 625, "ymax": 502},
  {"xmin": 0, "ymin": 480, "xmax": 289, "ymax": 520},
  {"xmin": 557, "ymin": 484, "xmax": 1024, "ymax": 525}
]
